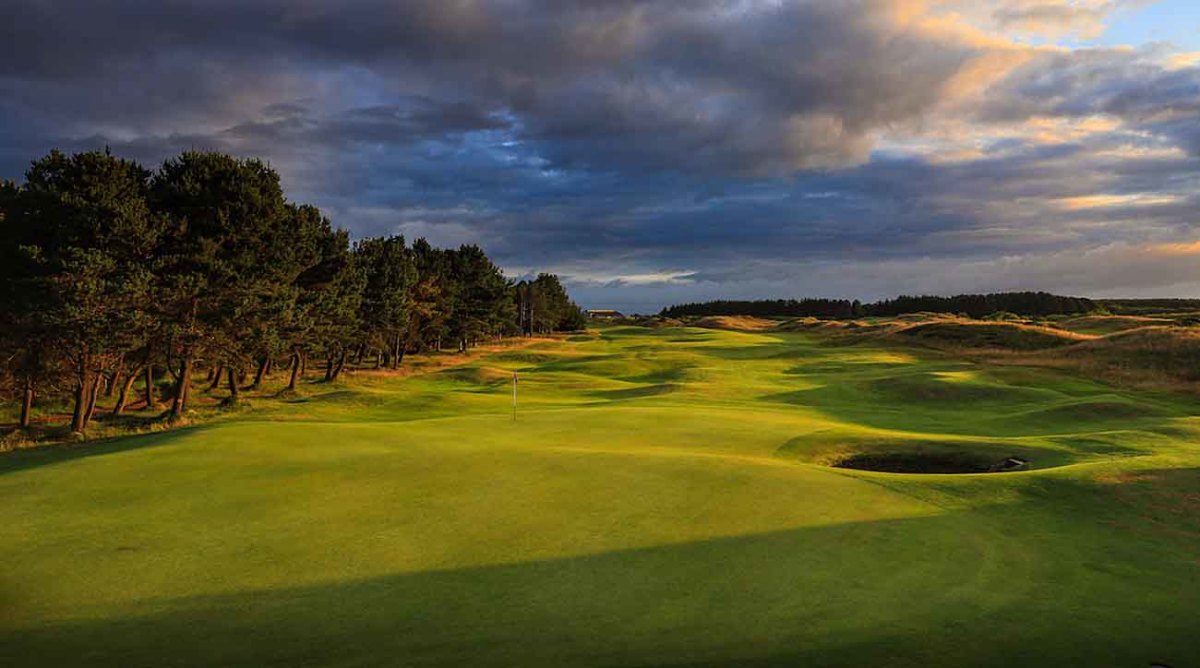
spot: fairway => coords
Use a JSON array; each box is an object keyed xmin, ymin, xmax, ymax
[{"xmin": 3, "ymin": 326, "xmax": 1199, "ymax": 667}]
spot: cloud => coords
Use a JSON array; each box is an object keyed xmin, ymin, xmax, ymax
[
  {"xmin": 970, "ymin": 45, "xmax": 1200, "ymax": 135},
  {"xmin": 991, "ymin": 1, "xmax": 1118, "ymax": 39},
  {"xmin": 1051, "ymin": 193, "xmax": 1185, "ymax": 210},
  {"xmin": 0, "ymin": 0, "xmax": 1026, "ymax": 176},
  {"xmin": 2, "ymin": 1, "xmax": 1200, "ymax": 310},
  {"xmin": 931, "ymin": 0, "xmax": 1144, "ymax": 40}
]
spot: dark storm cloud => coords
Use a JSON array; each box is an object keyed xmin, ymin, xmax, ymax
[
  {"xmin": 0, "ymin": 0, "xmax": 989, "ymax": 174},
  {"xmin": 3, "ymin": 1, "xmax": 1200, "ymax": 311}
]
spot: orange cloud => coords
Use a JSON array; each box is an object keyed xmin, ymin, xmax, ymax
[
  {"xmin": 1053, "ymin": 194, "xmax": 1184, "ymax": 210},
  {"xmin": 1147, "ymin": 241, "xmax": 1200, "ymax": 257}
]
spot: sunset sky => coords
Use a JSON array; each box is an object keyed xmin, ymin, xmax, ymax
[{"xmin": 3, "ymin": 0, "xmax": 1200, "ymax": 312}]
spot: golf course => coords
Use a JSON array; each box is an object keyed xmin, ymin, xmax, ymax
[{"xmin": 3, "ymin": 322, "xmax": 1199, "ymax": 667}]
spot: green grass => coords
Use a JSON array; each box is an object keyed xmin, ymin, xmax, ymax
[{"xmin": 3, "ymin": 326, "xmax": 1200, "ymax": 666}]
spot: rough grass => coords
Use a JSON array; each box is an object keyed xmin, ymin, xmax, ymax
[
  {"xmin": 2, "ymin": 324, "xmax": 1200, "ymax": 667},
  {"xmin": 997, "ymin": 326, "xmax": 1200, "ymax": 391},
  {"xmin": 690, "ymin": 315, "xmax": 778, "ymax": 331},
  {"xmin": 892, "ymin": 320, "xmax": 1092, "ymax": 351},
  {"xmin": 1059, "ymin": 314, "xmax": 1175, "ymax": 335}
]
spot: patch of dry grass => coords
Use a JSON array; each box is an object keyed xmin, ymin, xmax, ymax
[
  {"xmin": 889, "ymin": 320, "xmax": 1094, "ymax": 351},
  {"xmin": 988, "ymin": 326, "xmax": 1200, "ymax": 392},
  {"xmin": 780, "ymin": 315, "xmax": 1091, "ymax": 351},
  {"xmin": 690, "ymin": 315, "xmax": 778, "ymax": 331},
  {"xmin": 1059, "ymin": 314, "xmax": 1174, "ymax": 335}
]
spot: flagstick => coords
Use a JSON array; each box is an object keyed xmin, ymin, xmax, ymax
[{"xmin": 512, "ymin": 372, "xmax": 518, "ymax": 421}]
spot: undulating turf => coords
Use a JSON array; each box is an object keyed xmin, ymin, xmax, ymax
[{"xmin": 3, "ymin": 326, "xmax": 1199, "ymax": 667}]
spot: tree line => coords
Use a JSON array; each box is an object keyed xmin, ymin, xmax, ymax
[
  {"xmin": 1096, "ymin": 298, "xmax": 1200, "ymax": 316},
  {"xmin": 662, "ymin": 298, "xmax": 866, "ymax": 319},
  {"xmin": 0, "ymin": 149, "xmax": 585, "ymax": 433},
  {"xmin": 661, "ymin": 292, "xmax": 1097, "ymax": 320}
]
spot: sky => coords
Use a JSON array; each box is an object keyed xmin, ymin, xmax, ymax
[{"xmin": 2, "ymin": 1, "xmax": 1200, "ymax": 313}]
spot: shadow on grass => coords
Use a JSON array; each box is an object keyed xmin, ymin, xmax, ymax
[
  {"xmin": 4, "ymin": 492, "xmax": 1198, "ymax": 668},
  {"xmin": 616, "ymin": 361, "xmax": 697, "ymax": 384},
  {"xmin": 600, "ymin": 326, "xmax": 713, "ymax": 339},
  {"xmin": 521, "ymin": 354, "xmax": 615, "ymax": 374},
  {"xmin": 0, "ymin": 424, "xmax": 214, "ymax": 477},
  {"xmin": 773, "ymin": 433, "xmax": 1083, "ymax": 470},
  {"xmin": 696, "ymin": 342, "xmax": 814, "ymax": 361},
  {"xmin": 588, "ymin": 383, "xmax": 679, "ymax": 401},
  {"xmin": 763, "ymin": 373, "xmax": 1186, "ymax": 438},
  {"xmin": 783, "ymin": 360, "xmax": 916, "ymax": 376}
]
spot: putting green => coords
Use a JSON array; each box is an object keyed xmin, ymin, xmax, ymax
[{"xmin": 3, "ymin": 326, "xmax": 1199, "ymax": 666}]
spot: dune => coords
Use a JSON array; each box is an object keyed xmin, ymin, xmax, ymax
[{"xmin": 690, "ymin": 315, "xmax": 777, "ymax": 331}]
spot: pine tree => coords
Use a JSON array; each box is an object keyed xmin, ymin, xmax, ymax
[
  {"xmin": 151, "ymin": 151, "xmax": 295, "ymax": 414},
  {"xmin": 354, "ymin": 235, "xmax": 415, "ymax": 368},
  {"xmin": 7, "ymin": 150, "xmax": 158, "ymax": 432}
]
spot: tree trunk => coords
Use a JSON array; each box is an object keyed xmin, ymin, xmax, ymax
[
  {"xmin": 87, "ymin": 371, "xmax": 103, "ymax": 416},
  {"xmin": 248, "ymin": 356, "xmax": 269, "ymax": 390},
  {"xmin": 105, "ymin": 359, "xmax": 123, "ymax": 398},
  {"xmin": 300, "ymin": 353, "xmax": 307, "ymax": 376},
  {"xmin": 207, "ymin": 365, "xmax": 224, "ymax": 391},
  {"xmin": 144, "ymin": 364, "xmax": 157, "ymax": 409},
  {"xmin": 332, "ymin": 351, "xmax": 347, "ymax": 381},
  {"xmin": 287, "ymin": 352, "xmax": 301, "ymax": 392},
  {"xmin": 19, "ymin": 382, "xmax": 33, "ymax": 429},
  {"xmin": 353, "ymin": 343, "xmax": 365, "ymax": 365},
  {"xmin": 113, "ymin": 367, "xmax": 141, "ymax": 416},
  {"xmin": 82, "ymin": 372, "xmax": 103, "ymax": 430},
  {"xmin": 169, "ymin": 357, "xmax": 192, "ymax": 422},
  {"xmin": 70, "ymin": 373, "xmax": 90, "ymax": 433},
  {"xmin": 226, "ymin": 367, "xmax": 241, "ymax": 403},
  {"xmin": 396, "ymin": 342, "xmax": 406, "ymax": 367}
]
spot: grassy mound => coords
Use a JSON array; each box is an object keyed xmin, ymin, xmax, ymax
[
  {"xmin": 1059, "ymin": 314, "xmax": 1174, "ymax": 335},
  {"xmin": 1069, "ymin": 326, "xmax": 1200, "ymax": 360},
  {"xmin": 862, "ymin": 372, "xmax": 1044, "ymax": 405},
  {"xmin": 775, "ymin": 317, "xmax": 906, "ymax": 339},
  {"xmin": 893, "ymin": 320, "xmax": 1090, "ymax": 351},
  {"xmin": 1022, "ymin": 326, "xmax": 1200, "ymax": 387},
  {"xmin": 590, "ymin": 383, "xmax": 679, "ymax": 400},
  {"xmin": 891, "ymin": 312, "xmax": 959, "ymax": 323},
  {"xmin": 435, "ymin": 366, "xmax": 513, "ymax": 386},
  {"xmin": 1015, "ymin": 398, "xmax": 1166, "ymax": 422},
  {"xmin": 772, "ymin": 316, "xmax": 821, "ymax": 332},
  {"xmin": 690, "ymin": 315, "xmax": 777, "ymax": 331}
]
